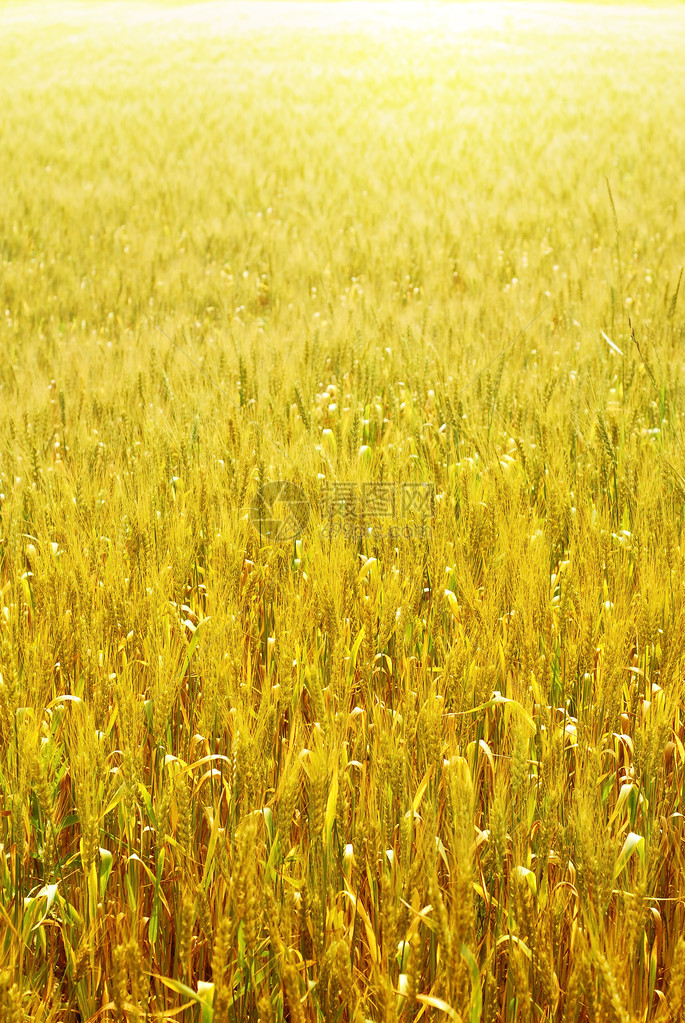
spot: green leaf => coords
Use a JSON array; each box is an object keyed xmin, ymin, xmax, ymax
[
  {"xmin": 358, "ymin": 556, "xmax": 377, "ymax": 584},
  {"xmin": 99, "ymin": 848, "xmax": 113, "ymax": 899},
  {"xmin": 513, "ymin": 865, "xmax": 537, "ymax": 896},
  {"xmin": 463, "ymin": 693, "xmax": 536, "ymax": 734},
  {"xmin": 261, "ymin": 805, "xmax": 275, "ymax": 844},
  {"xmin": 324, "ymin": 767, "xmax": 339, "ymax": 843},
  {"xmin": 124, "ymin": 871, "xmax": 136, "ymax": 912},
  {"xmin": 154, "ymin": 975, "xmax": 210, "ymax": 1011},
  {"xmin": 149, "ymin": 896, "xmax": 159, "ymax": 945},
  {"xmin": 126, "ymin": 852, "xmax": 157, "ymax": 886},
  {"xmin": 23, "ymin": 883, "xmax": 59, "ymax": 935},
  {"xmin": 102, "ymin": 783, "xmax": 125, "ymax": 818},
  {"xmin": 414, "ymin": 993, "xmax": 461, "ymax": 1019},
  {"xmin": 613, "ymin": 832, "xmax": 645, "ymax": 880},
  {"xmin": 649, "ymin": 937, "xmax": 657, "ymax": 1008},
  {"xmin": 608, "ymin": 783, "xmax": 636, "ymax": 828},
  {"xmin": 47, "ymin": 694, "xmax": 84, "ymax": 710},
  {"xmin": 461, "ymin": 944, "xmax": 482, "ymax": 1023},
  {"xmin": 628, "ymin": 784, "xmax": 642, "ymax": 828},
  {"xmin": 197, "ymin": 981, "xmax": 215, "ymax": 1023},
  {"xmin": 445, "ymin": 589, "xmax": 460, "ymax": 619},
  {"xmin": 349, "ymin": 627, "xmax": 365, "ymax": 674},
  {"xmin": 179, "ymin": 616, "xmax": 209, "ymax": 680}
]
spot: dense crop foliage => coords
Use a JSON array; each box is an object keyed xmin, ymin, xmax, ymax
[{"xmin": 2, "ymin": 3, "xmax": 685, "ymax": 1020}]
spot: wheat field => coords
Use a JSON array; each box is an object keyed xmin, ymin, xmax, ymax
[{"xmin": 2, "ymin": 2, "xmax": 685, "ymax": 1020}]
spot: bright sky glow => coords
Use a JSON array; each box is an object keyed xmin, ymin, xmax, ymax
[{"xmin": 5, "ymin": 1, "xmax": 682, "ymax": 42}]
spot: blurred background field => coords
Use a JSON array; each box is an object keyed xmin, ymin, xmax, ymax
[{"xmin": 2, "ymin": 3, "xmax": 685, "ymax": 1020}]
